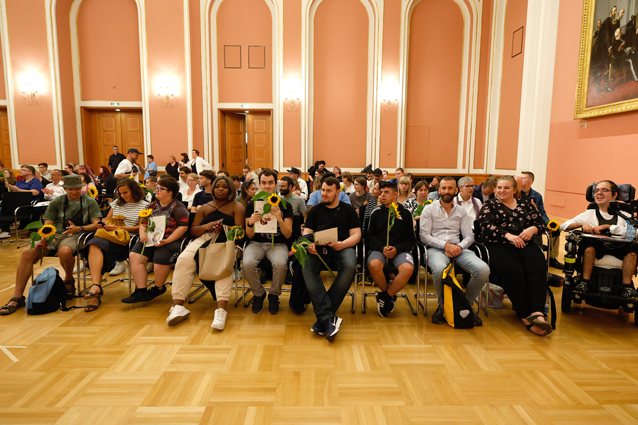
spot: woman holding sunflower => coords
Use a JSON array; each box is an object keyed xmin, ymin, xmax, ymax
[
  {"xmin": 79, "ymin": 172, "xmax": 98, "ymax": 198},
  {"xmin": 82, "ymin": 179, "xmax": 148, "ymax": 312},
  {"xmin": 166, "ymin": 175, "xmax": 245, "ymax": 330}
]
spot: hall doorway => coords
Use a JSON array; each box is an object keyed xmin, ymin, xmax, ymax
[
  {"xmin": 218, "ymin": 110, "xmax": 272, "ymax": 176},
  {"xmin": 81, "ymin": 108, "xmax": 144, "ymax": 172},
  {"xmin": 0, "ymin": 108, "xmax": 12, "ymax": 169}
]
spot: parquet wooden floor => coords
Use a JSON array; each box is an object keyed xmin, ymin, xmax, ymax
[{"xmin": 0, "ymin": 226, "xmax": 637, "ymax": 425}]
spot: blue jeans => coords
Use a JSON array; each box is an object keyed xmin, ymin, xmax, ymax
[
  {"xmin": 427, "ymin": 247, "xmax": 490, "ymax": 306},
  {"xmin": 302, "ymin": 247, "xmax": 356, "ymax": 323}
]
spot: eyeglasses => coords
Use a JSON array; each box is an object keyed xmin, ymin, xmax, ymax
[
  {"xmin": 463, "ymin": 184, "xmax": 474, "ymax": 188},
  {"xmin": 594, "ymin": 188, "xmax": 611, "ymax": 194},
  {"xmin": 156, "ymin": 187, "xmax": 168, "ymax": 192}
]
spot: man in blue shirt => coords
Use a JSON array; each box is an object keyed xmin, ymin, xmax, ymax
[
  {"xmin": 144, "ymin": 155, "xmax": 158, "ymax": 179},
  {"xmin": 307, "ymin": 173, "xmax": 351, "ymax": 207},
  {"xmin": 7, "ymin": 165, "xmax": 43, "ymax": 201}
]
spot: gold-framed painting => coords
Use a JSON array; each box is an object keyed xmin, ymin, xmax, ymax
[{"xmin": 575, "ymin": 0, "xmax": 638, "ymax": 118}]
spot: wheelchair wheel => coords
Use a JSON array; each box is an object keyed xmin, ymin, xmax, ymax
[{"xmin": 561, "ymin": 281, "xmax": 572, "ymax": 313}]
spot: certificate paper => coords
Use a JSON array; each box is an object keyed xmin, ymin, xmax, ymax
[
  {"xmin": 254, "ymin": 200, "xmax": 277, "ymax": 234},
  {"xmin": 146, "ymin": 215, "xmax": 166, "ymax": 247},
  {"xmin": 314, "ymin": 227, "xmax": 338, "ymax": 245}
]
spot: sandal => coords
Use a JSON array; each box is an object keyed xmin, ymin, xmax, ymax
[
  {"xmin": 84, "ymin": 298, "xmax": 101, "ymax": 313},
  {"xmin": 526, "ymin": 314, "xmax": 553, "ymax": 333},
  {"xmin": 0, "ymin": 296, "xmax": 26, "ymax": 316},
  {"xmin": 64, "ymin": 279, "xmax": 76, "ymax": 297},
  {"xmin": 84, "ymin": 284, "xmax": 104, "ymax": 299}
]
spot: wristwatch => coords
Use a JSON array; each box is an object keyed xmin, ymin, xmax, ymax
[
  {"xmin": 247, "ymin": 223, "xmax": 254, "ymax": 228},
  {"xmin": 80, "ymin": 226, "xmax": 85, "ymax": 232}
]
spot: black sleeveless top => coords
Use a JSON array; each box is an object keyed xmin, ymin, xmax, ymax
[{"xmin": 201, "ymin": 207, "xmax": 235, "ymax": 243}]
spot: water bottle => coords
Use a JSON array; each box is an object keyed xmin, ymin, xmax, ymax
[
  {"xmin": 544, "ymin": 293, "xmax": 550, "ymax": 316},
  {"xmin": 625, "ymin": 220, "xmax": 636, "ymax": 240}
]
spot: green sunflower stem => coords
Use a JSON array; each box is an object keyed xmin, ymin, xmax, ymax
[{"xmin": 316, "ymin": 253, "xmax": 336, "ymax": 278}]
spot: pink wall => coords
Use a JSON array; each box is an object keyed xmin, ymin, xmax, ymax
[
  {"xmin": 313, "ymin": 0, "xmax": 368, "ymax": 168},
  {"xmin": 473, "ymin": 0, "xmax": 494, "ymax": 169},
  {"xmin": 6, "ymin": 0, "xmax": 57, "ymax": 164},
  {"xmin": 146, "ymin": 0, "xmax": 189, "ymax": 163},
  {"xmin": 78, "ymin": 0, "xmax": 142, "ymax": 101},
  {"xmin": 405, "ymin": 0, "xmax": 463, "ymax": 169},
  {"xmin": 56, "ymin": 0, "xmax": 79, "ymax": 163},
  {"xmin": 190, "ymin": 0, "xmax": 204, "ymax": 154},
  {"xmin": 0, "ymin": 30, "xmax": 5, "ymax": 100},
  {"xmin": 495, "ymin": 0, "xmax": 527, "ymax": 170},
  {"xmin": 379, "ymin": 0, "xmax": 401, "ymax": 169},
  {"xmin": 283, "ymin": 0, "xmax": 301, "ymax": 168},
  {"xmin": 216, "ymin": 0, "xmax": 272, "ymax": 104},
  {"xmin": 546, "ymin": 0, "xmax": 638, "ymax": 218}
]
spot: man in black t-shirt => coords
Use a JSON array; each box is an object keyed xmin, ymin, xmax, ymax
[
  {"xmin": 245, "ymin": 169, "xmax": 294, "ymax": 315},
  {"xmin": 108, "ymin": 146, "xmax": 126, "ymax": 175},
  {"xmin": 301, "ymin": 177, "xmax": 361, "ymax": 342},
  {"xmin": 191, "ymin": 170, "xmax": 215, "ymax": 212}
]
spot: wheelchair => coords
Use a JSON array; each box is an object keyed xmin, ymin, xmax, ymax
[{"xmin": 561, "ymin": 183, "xmax": 638, "ymax": 324}]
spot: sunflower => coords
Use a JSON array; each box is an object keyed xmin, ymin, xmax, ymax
[
  {"xmin": 140, "ymin": 184, "xmax": 147, "ymax": 190},
  {"xmin": 291, "ymin": 246, "xmax": 297, "ymax": 254},
  {"xmin": 88, "ymin": 186, "xmax": 98, "ymax": 198},
  {"xmin": 233, "ymin": 228, "xmax": 245, "ymax": 240},
  {"xmin": 139, "ymin": 209, "xmax": 153, "ymax": 218},
  {"xmin": 391, "ymin": 202, "xmax": 400, "ymax": 217},
  {"xmin": 267, "ymin": 193, "xmax": 281, "ymax": 207},
  {"xmin": 129, "ymin": 175, "xmax": 135, "ymax": 179},
  {"xmin": 38, "ymin": 224, "xmax": 57, "ymax": 238},
  {"xmin": 547, "ymin": 220, "xmax": 560, "ymax": 232}
]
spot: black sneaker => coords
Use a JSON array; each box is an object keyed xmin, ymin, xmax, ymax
[
  {"xmin": 268, "ymin": 294, "xmax": 279, "ymax": 315},
  {"xmin": 324, "ymin": 316, "xmax": 343, "ymax": 342},
  {"xmin": 573, "ymin": 280, "xmax": 590, "ymax": 294},
  {"xmin": 389, "ymin": 294, "xmax": 397, "ymax": 314},
  {"xmin": 472, "ymin": 310, "xmax": 483, "ymax": 327},
  {"xmin": 621, "ymin": 285, "xmax": 638, "ymax": 301},
  {"xmin": 549, "ymin": 259, "xmax": 564, "ymax": 270},
  {"xmin": 375, "ymin": 291, "xmax": 389, "ymax": 318},
  {"xmin": 121, "ymin": 288, "xmax": 150, "ymax": 304},
  {"xmin": 146, "ymin": 285, "xmax": 166, "ymax": 301},
  {"xmin": 431, "ymin": 305, "xmax": 445, "ymax": 324},
  {"xmin": 252, "ymin": 293, "xmax": 266, "ymax": 314},
  {"xmin": 311, "ymin": 321, "xmax": 326, "ymax": 336}
]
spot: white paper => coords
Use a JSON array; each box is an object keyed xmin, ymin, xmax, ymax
[
  {"xmin": 254, "ymin": 200, "xmax": 278, "ymax": 234},
  {"xmin": 146, "ymin": 215, "xmax": 166, "ymax": 247},
  {"xmin": 314, "ymin": 227, "xmax": 338, "ymax": 245}
]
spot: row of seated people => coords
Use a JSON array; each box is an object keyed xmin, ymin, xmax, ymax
[{"xmin": 2, "ymin": 170, "xmax": 636, "ymax": 342}]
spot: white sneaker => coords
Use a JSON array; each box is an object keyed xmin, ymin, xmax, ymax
[
  {"xmin": 73, "ymin": 260, "xmax": 85, "ymax": 274},
  {"xmin": 211, "ymin": 308, "xmax": 227, "ymax": 331},
  {"xmin": 0, "ymin": 232, "xmax": 10, "ymax": 239},
  {"xmin": 166, "ymin": 304, "xmax": 191, "ymax": 326},
  {"xmin": 232, "ymin": 269, "xmax": 242, "ymax": 282},
  {"xmin": 109, "ymin": 261, "xmax": 128, "ymax": 276},
  {"xmin": 146, "ymin": 262, "xmax": 154, "ymax": 273}
]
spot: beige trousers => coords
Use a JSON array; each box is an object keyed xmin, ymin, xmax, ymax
[{"xmin": 171, "ymin": 232, "xmax": 233, "ymax": 302}]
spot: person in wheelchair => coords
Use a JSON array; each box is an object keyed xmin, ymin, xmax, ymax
[
  {"xmin": 301, "ymin": 176, "xmax": 361, "ymax": 342},
  {"xmin": 559, "ymin": 180, "xmax": 638, "ymax": 301},
  {"xmin": 366, "ymin": 181, "xmax": 416, "ymax": 317},
  {"xmin": 167, "ymin": 175, "xmax": 245, "ymax": 330},
  {"xmin": 477, "ymin": 176, "xmax": 551, "ymax": 336}
]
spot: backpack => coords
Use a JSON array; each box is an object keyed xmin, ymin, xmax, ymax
[
  {"xmin": 289, "ymin": 258, "xmax": 310, "ymax": 313},
  {"xmin": 26, "ymin": 267, "xmax": 70, "ymax": 315},
  {"xmin": 442, "ymin": 261, "xmax": 474, "ymax": 329}
]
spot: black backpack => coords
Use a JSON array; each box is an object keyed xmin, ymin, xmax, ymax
[
  {"xmin": 26, "ymin": 267, "xmax": 70, "ymax": 315},
  {"xmin": 289, "ymin": 258, "xmax": 310, "ymax": 313}
]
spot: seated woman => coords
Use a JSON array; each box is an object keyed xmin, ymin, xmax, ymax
[
  {"xmin": 236, "ymin": 178, "xmax": 257, "ymax": 207},
  {"xmin": 97, "ymin": 166, "xmax": 111, "ymax": 184},
  {"xmin": 121, "ymin": 177, "xmax": 189, "ymax": 304},
  {"xmin": 83, "ymin": 179, "xmax": 148, "ymax": 312},
  {"xmin": 404, "ymin": 180, "xmax": 430, "ymax": 223},
  {"xmin": 179, "ymin": 172, "xmax": 201, "ymax": 208},
  {"xmin": 349, "ymin": 177, "xmax": 371, "ymax": 216},
  {"xmin": 79, "ymin": 172, "xmax": 98, "ymax": 197},
  {"xmin": 397, "ymin": 176, "xmax": 415, "ymax": 205},
  {"xmin": 166, "ymin": 175, "xmax": 245, "ymax": 330},
  {"xmin": 477, "ymin": 175, "xmax": 551, "ymax": 336}
]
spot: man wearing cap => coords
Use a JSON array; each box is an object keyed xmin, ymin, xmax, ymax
[
  {"xmin": 368, "ymin": 168, "xmax": 383, "ymax": 192},
  {"xmin": 114, "ymin": 148, "xmax": 141, "ymax": 179},
  {"xmin": 288, "ymin": 167, "xmax": 308, "ymax": 200},
  {"xmin": 0, "ymin": 174, "xmax": 102, "ymax": 316}
]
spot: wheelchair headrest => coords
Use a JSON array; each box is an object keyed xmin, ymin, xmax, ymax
[{"xmin": 586, "ymin": 183, "xmax": 636, "ymax": 203}]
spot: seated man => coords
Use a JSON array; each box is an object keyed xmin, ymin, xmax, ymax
[
  {"xmin": 0, "ymin": 174, "xmax": 102, "ymax": 315},
  {"xmin": 191, "ymin": 170, "xmax": 216, "ymax": 212},
  {"xmin": 473, "ymin": 178, "xmax": 496, "ymax": 203},
  {"xmin": 307, "ymin": 173, "xmax": 352, "ymax": 207},
  {"xmin": 245, "ymin": 169, "xmax": 293, "ymax": 314},
  {"xmin": 301, "ymin": 176, "xmax": 361, "ymax": 342},
  {"xmin": 6, "ymin": 164, "xmax": 44, "ymax": 201},
  {"xmin": 420, "ymin": 177, "xmax": 490, "ymax": 326},
  {"xmin": 288, "ymin": 167, "xmax": 308, "ymax": 200},
  {"xmin": 560, "ymin": 180, "xmax": 638, "ymax": 300},
  {"xmin": 366, "ymin": 181, "xmax": 416, "ymax": 317},
  {"xmin": 42, "ymin": 169, "xmax": 65, "ymax": 201}
]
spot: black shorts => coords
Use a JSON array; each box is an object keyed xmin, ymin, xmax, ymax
[
  {"xmin": 131, "ymin": 240, "xmax": 182, "ymax": 265},
  {"xmin": 579, "ymin": 238, "xmax": 637, "ymax": 261},
  {"xmin": 85, "ymin": 237, "xmax": 129, "ymax": 274}
]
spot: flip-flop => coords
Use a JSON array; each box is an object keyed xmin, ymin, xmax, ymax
[
  {"xmin": 526, "ymin": 314, "xmax": 553, "ymax": 334},
  {"xmin": 524, "ymin": 323, "xmax": 552, "ymax": 337}
]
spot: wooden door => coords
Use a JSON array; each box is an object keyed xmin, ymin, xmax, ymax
[
  {"xmin": 121, "ymin": 111, "xmax": 144, "ymax": 155},
  {"xmin": 225, "ymin": 113, "xmax": 246, "ymax": 176},
  {"xmin": 96, "ymin": 111, "xmax": 121, "ymax": 169},
  {"xmin": 247, "ymin": 111, "xmax": 272, "ymax": 171},
  {"xmin": 0, "ymin": 109, "xmax": 12, "ymax": 169}
]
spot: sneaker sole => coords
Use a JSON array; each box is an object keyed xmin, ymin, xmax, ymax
[
  {"xmin": 326, "ymin": 317, "xmax": 343, "ymax": 342},
  {"xmin": 310, "ymin": 327, "xmax": 326, "ymax": 336},
  {"xmin": 167, "ymin": 312, "xmax": 190, "ymax": 326},
  {"xmin": 211, "ymin": 321, "xmax": 226, "ymax": 331}
]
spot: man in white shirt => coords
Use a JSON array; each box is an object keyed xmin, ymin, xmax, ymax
[
  {"xmin": 454, "ymin": 176, "xmax": 482, "ymax": 223},
  {"xmin": 288, "ymin": 167, "xmax": 308, "ymax": 200},
  {"xmin": 114, "ymin": 148, "xmax": 141, "ymax": 179},
  {"xmin": 560, "ymin": 180, "xmax": 638, "ymax": 300},
  {"xmin": 190, "ymin": 149, "xmax": 211, "ymax": 174},
  {"xmin": 420, "ymin": 177, "xmax": 490, "ymax": 325},
  {"xmin": 42, "ymin": 169, "xmax": 65, "ymax": 200}
]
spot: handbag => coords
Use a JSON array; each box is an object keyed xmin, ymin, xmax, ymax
[
  {"xmin": 95, "ymin": 215, "xmax": 130, "ymax": 246},
  {"xmin": 198, "ymin": 225, "xmax": 235, "ymax": 281}
]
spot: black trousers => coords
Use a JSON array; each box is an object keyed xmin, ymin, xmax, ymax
[{"xmin": 485, "ymin": 242, "xmax": 547, "ymax": 319}]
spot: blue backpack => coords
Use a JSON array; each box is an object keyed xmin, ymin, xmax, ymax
[{"xmin": 26, "ymin": 267, "xmax": 70, "ymax": 315}]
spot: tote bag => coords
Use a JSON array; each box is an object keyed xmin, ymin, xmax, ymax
[{"xmin": 198, "ymin": 225, "xmax": 235, "ymax": 281}]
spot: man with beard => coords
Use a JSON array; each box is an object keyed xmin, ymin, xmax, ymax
[
  {"xmin": 420, "ymin": 177, "xmax": 489, "ymax": 326},
  {"xmin": 301, "ymin": 176, "xmax": 361, "ymax": 342}
]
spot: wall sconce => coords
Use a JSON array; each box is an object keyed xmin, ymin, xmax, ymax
[
  {"xmin": 284, "ymin": 79, "xmax": 301, "ymax": 111},
  {"xmin": 156, "ymin": 77, "xmax": 176, "ymax": 108},
  {"xmin": 382, "ymin": 81, "xmax": 399, "ymax": 113},
  {"xmin": 20, "ymin": 74, "xmax": 43, "ymax": 105}
]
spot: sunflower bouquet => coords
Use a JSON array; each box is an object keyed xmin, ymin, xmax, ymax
[
  {"xmin": 386, "ymin": 202, "xmax": 400, "ymax": 263},
  {"xmin": 226, "ymin": 225, "xmax": 245, "ymax": 241},
  {"xmin": 138, "ymin": 208, "xmax": 155, "ymax": 257},
  {"xmin": 252, "ymin": 191, "xmax": 288, "ymax": 250},
  {"xmin": 291, "ymin": 237, "xmax": 335, "ymax": 278},
  {"xmin": 24, "ymin": 221, "xmax": 57, "ymax": 265}
]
